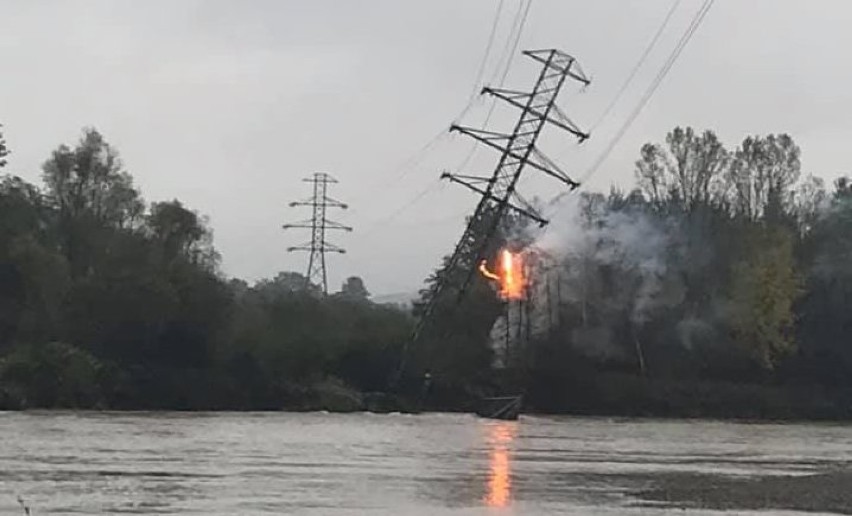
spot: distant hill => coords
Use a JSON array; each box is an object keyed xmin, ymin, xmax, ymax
[{"xmin": 372, "ymin": 292, "xmax": 418, "ymax": 310}]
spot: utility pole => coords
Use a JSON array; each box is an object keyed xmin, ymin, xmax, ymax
[
  {"xmin": 396, "ymin": 48, "xmax": 591, "ymax": 384},
  {"xmin": 282, "ymin": 173, "xmax": 351, "ymax": 294}
]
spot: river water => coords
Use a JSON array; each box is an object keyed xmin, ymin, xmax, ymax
[{"xmin": 1, "ymin": 411, "xmax": 851, "ymax": 515}]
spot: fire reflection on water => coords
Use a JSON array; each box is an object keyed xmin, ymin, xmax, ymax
[{"xmin": 483, "ymin": 422, "xmax": 517, "ymax": 508}]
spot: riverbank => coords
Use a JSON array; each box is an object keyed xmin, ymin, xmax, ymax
[
  {"xmin": 633, "ymin": 469, "xmax": 852, "ymax": 514},
  {"xmin": 4, "ymin": 367, "xmax": 852, "ymax": 422},
  {"xmin": 524, "ymin": 371, "xmax": 852, "ymax": 422}
]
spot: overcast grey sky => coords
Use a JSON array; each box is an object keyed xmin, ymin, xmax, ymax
[{"xmin": 2, "ymin": 1, "xmax": 851, "ymax": 296}]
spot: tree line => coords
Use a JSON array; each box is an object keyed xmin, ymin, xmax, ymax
[
  {"xmin": 0, "ymin": 127, "xmax": 410, "ymax": 410},
  {"xmin": 1, "ymin": 124, "xmax": 852, "ymax": 418}
]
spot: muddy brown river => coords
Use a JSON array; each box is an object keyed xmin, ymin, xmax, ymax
[{"xmin": 2, "ymin": 411, "xmax": 851, "ymax": 514}]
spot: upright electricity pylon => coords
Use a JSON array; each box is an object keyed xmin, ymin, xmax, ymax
[
  {"xmin": 398, "ymin": 49, "xmax": 590, "ymax": 381},
  {"xmin": 282, "ymin": 173, "xmax": 351, "ymax": 294}
]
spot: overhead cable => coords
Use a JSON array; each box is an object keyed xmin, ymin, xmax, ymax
[
  {"xmin": 590, "ymin": 0, "xmax": 684, "ymax": 131},
  {"xmin": 580, "ymin": 0, "xmax": 715, "ymax": 185},
  {"xmin": 457, "ymin": 0, "xmax": 534, "ymax": 172}
]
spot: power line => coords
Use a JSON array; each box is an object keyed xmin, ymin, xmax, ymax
[
  {"xmin": 356, "ymin": 0, "xmax": 513, "ymax": 200},
  {"xmin": 580, "ymin": 0, "xmax": 715, "ymax": 185},
  {"xmin": 466, "ymin": 0, "xmax": 506, "ymax": 104},
  {"xmin": 540, "ymin": 0, "xmax": 713, "ymax": 217},
  {"xmin": 348, "ymin": 2, "xmax": 528, "ymax": 260},
  {"xmin": 590, "ymin": 0, "xmax": 684, "ymax": 131},
  {"xmin": 487, "ymin": 0, "xmax": 527, "ymax": 86},
  {"xmin": 357, "ymin": 178, "xmax": 445, "ymax": 239},
  {"xmin": 457, "ymin": 0, "xmax": 534, "ymax": 173},
  {"xmin": 493, "ymin": 0, "xmax": 534, "ymax": 88},
  {"xmin": 387, "ymin": 211, "xmax": 470, "ymax": 229},
  {"xmin": 383, "ymin": 128, "xmax": 450, "ymax": 185},
  {"xmin": 551, "ymin": 0, "xmax": 681, "ymax": 168}
]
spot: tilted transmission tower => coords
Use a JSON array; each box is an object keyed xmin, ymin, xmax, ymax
[
  {"xmin": 398, "ymin": 49, "xmax": 590, "ymax": 380},
  {"xmin": 282, "ymin": 173, "xmax": 352, "ymax": 294},
  {"xmin": 444, "ymin": 49, "xmax": 590, "ymax": 285}
]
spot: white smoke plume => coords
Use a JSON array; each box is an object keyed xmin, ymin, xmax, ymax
[
  {"xmin": 487, "ymin": 192, "xmax": 689, "ymax": 365},
  {"xmin": 533, "ymin": 194, "xmax": 674, "ymax": 326}
]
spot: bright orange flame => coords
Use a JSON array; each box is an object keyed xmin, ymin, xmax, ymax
[
  {"xmin": 479, "ymin": 259, "xmax": 500, "ymax": 281},
  {"xmin": 484, "ymin": 422, "xmax": 516, "ymax": 508},
  {"xmin": 479, "ymin": 249, "xmax": 526, "ymax": 300},
  {"xmin": 500, "ymin": 250, "xmax": 523, "ymax": 300}
]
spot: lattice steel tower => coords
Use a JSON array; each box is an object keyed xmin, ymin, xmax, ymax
[
  {"xmin": 398, "ymin": 49, "xmax": 591, "ymax": 380},
  {"xmin": 282, "ymin": 173, "xmax": 351, "ymax": 294},
  {"xmin": 431, "ymin": 50, "xmax": 587, "ymax": 305}
]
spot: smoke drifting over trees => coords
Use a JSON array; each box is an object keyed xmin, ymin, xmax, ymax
[
  {"xmin": 529, "ymin": 128, "xmax": 812, "ymax": 374},
  {"xmin": 501, "ymin": 126, "xmax": 851, "ymax": 416}
]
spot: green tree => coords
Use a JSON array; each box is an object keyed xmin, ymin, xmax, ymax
[
  {"xmin": 0, "ymin": 123, "xmax": 9, "ymax": 168},
  {"xmin": 792, "ymin": 174, "xmax": 828, "ymax": 234},
  {"xmin": 337, "ymin": 276, "xmax": 370, "ymax": 301},
  {"xmin": 43, "ymin": 129, "xmax": 144, "ymax": 228},
  {"xmin": 0, "ymin": 176, "xmax": 68, "ymax": 347},
  {"xmin": 255, "ymin": 271, "xmax": 319, "ymax": 299},
  {"xmin": 43, "ymin": 129, "xmax": 145, "ymax": 278},
  {"xmin": 148, "ymin": 201, "xmax": 204, "ymax": 258},
  {"xmin": 0, "ymin": 341, "xmax": 105, "ymax": 408},
  {"xmin": 727, "ymin": 134, "xmax": 801, "ymax": 221},
  {"xmin": 635, "ymin": 127, "xmax": 729, "ymax": 210},
  {"xmin": 729, "ymin": 227, "xmax": 801, "ymax": 369},
  {"xmin": 41, "ymin": 129, "xmax": 145, "ymax": 278},
  {"xmin": 796, "ymin": 177, "xmax": 852, "ymax": 385}
]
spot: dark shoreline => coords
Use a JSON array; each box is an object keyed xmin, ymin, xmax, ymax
[
  {"xmin": 5, "ymin": 406, "xmax": 852, "ymax": 427},
  {"xmin": 631, "ymin": 470, "xmax": 852, "ymax": 514}
]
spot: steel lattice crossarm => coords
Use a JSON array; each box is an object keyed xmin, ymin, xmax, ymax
[
  {"xmin": 440, "ymin": 171, "xmax": 548, "ymax": 226},
  {"xmin": 446, "ymin": 49, "xmax": 590, "ymax": 209},
  {"xmin": 282, "ymin": 173, "xmax": 352, "ymax": 294}
]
